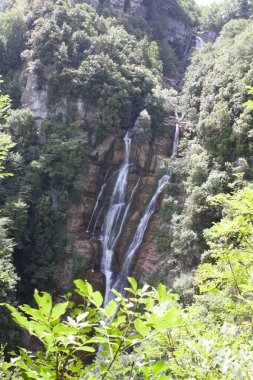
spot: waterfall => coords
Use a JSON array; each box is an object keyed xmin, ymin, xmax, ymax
[
  {"xmin": 184, "ymin": 35, "xmax": 204, "ymax": 58},
  {"xmin": 87, "ymin": 119, "xmax": 180, "ymax": 305},
  {"xmin": 100, "ymin": 131, "xmax": 132, "ymax": 306},
  {"xmin": 113, "ymin": 177, "xmax": 140, "ymax": 248},
  {"xmin": 104, "ymin": 124, "xmax": 179, "ymax": 303},
  {"xmin": 195, "ymin": 36, "xmax": 204, "ymax": 49},
  {"xmin": 110, "ymin": 175, "xmax": 170, "ymax": 299},
  {"xmin": 183, "ymin": 35, "xmax": 192, "ymax": 57},
  {"xmin": 173, "ymin": 112, "xmax": 180, "ymax": 156},
  {"xmin": 86, "ymin": 182, "xmax": 107, "ymax": 233}
]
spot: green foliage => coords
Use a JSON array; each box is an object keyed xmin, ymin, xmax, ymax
[
  {"xmin": 196, "ymin": 187, "xmax": 253, "ymax": 297},
  {"xmin": 244, "ymin": 86, "xmax": 253, "ymax": 110},
  {"xmin": 133, "ymin": 109, "xmax": 152, "ymax": 143},
  {"xmin": 182, "ymin": 19, "xmax": 253, "ymax": 163},
  {"xmin": 145, "ymin": 0, "xmax": 200, "ymax": 27},
  {"xmin": 2, "ymin": 279, "xmax": 182, "ymax": 379},
  {"xmin": 0, "ymin": 134, "xmax": 14, "ymax": 179},
  {"xmin": 200, "ymin": 0, "xmax": 253, "ymax": 32},
  {"xmin": 0, "ymin": 110, "xmax": 90, "ymax": 295},
  {"xmin": 3, "ymin": 189, "xmax": 253, "ymax": 380},
  {"xmin": 172, "ymin": 272, "xmax": 194, "ymax": 304},
  {"xmin": 158, "ymin": 39, "xmax": 178, "ymax": 77},
  {"xmin": 0, "ymin": 217, "xmax": 17, "ymax": 302},
  {"xmin": 159, "ymin": 18, "xmax": 253, "ymax": 275},
  {"xmin": 0, "ymin": 84, "xmax": 19, "ymax": 349},
  {"xmin": 146, "ymin": 85, "xmax": 178, "ymax": 132},
  {"xmin": 0, "ymin": 2, "xmax": 27, "ymax": 74},
  {"xmin": 24, "ymin": 1, "xmax": 163, "ymax": 140}
]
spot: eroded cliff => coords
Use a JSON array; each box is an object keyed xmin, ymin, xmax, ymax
[{"xmin": 10, "ymin": 0, "xmax": 193, "ymax": 298}]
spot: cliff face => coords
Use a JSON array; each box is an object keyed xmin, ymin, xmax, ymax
[
  {"xmin": 21, "ymin": 68, "xmax": 177, "ymax": 293},
  {"xmin": 82, "ymin": 0, "xmax": 192, "ymax": 48},
  {"xmin": 62, "ymin": 127, "xmax": 175, "ymax": 293},
  {"xmin": 18, "ymin": 0, "xmax": 192, "ymax": 294}
]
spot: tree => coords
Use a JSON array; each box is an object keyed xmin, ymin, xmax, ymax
[
  {"xmin": 244, "ymin": 86, "xmax": 253, "ymax": 110},
  {"xmin": 2, "ymin": 279, "xmax": 182, "ymax": 379},
  {"xmin": 0, "ymin": 84, "xmax": 19, "ymax": 348}
]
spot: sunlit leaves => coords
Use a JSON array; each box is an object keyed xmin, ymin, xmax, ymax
[{"xmin": 1, "ymin": 278, "xmax": 185, "ymax": 379}]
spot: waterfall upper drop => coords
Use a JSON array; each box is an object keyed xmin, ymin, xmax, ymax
[
  {"xmin": 173, "ymin": 113, "xmax": 180, "ymax": 156},
  {"xmin": 100, "ymin": 131, "xmax": 137, "ymax": 305}
]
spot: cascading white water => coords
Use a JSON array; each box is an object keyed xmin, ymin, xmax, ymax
[
  {"xmin": 108, "ymin": 121, "xmax": 180, "ymax": 300},
  {"xmin": 195, "ymin": 36, "xmax": 204, "ymax": 49},
  {"xmin": 88, "ymin": 117, "xmax": 180, "ymax": 305},
  {"xmin": 92, "ymin": 206, "xmax": 104, "ymax": 236},
  {"xmin": 173, "ymin": 112, "xmax": 180, "ymax": 156},
  {"xmin": 183, "ymin": 35, "xmax": 192, "ymax": 57},
  {"xmin": 86, "ymin": 182, "xmax": 107, "ymax": 233},
  {"xmin": 113, "ymin": 177, "xmax": 140, "ymax": 249},
  {"xmin": 100, "ymin": 132, "xmax": 132, "ymax": 306},
  {"xmin": 111, "ymin": 174, "xmax": 170, "ymax": 299}
]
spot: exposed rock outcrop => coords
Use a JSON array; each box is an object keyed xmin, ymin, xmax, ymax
[
  {"xmin": 82, "ymin": 0, "xmax": 192, "ymax": 49},
  {"xmin": 21, "ymin": 66, "xmax": 177, "ymax": 293},
  {"xmin": 19, "ymin": 0, "xmax": 186, "ymax": 295},
  {"xmin": 59, "ymin": 127, "xmax": 176, "ymax": 293}
]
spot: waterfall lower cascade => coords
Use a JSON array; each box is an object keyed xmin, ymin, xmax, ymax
[
  {"xmin": 87, "ymin": 122, "xmax": 180, "ymax": 306},
  {"xmin": 184, "ymin": 35, "xmax": 204, "ymax": 59},
  {"xmin": 195, "ymin": 35, "xmax": 204, "ymax": 49},
  {"xmin": 112, "ymin": 174, "xmax": 170, "ymax": 298},
  {"xmin": 100, "ymin": 131, "xmax": 137, "ymax": 305},
  {"xmin": 173, "ymin": 112, "xmax": 180, "ymax": 156}
]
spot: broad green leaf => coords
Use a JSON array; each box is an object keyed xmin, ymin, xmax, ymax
[
  {"xmin": 51, "ymin": 302, "xmax": 69, "ymax": 320},
  {"xmin": 148, "ymin": 307, "xmax": 181, "ymax": 330},
  {"xmin": 104, "ymin": 300, "xmax": 118, "ymax": 317},
  {"xmin": 156, "ymin": 375, "xmax": 170, "ymax": 380},
  {"xmin": 53, "ymin": 323, "xmax": 78, "ymax": 335},
  {"xmin": 128, "ymin": 277, "xmax": 138, "ymax": 291},
  {"xmin": 141, "ymin": 366, "xmax": 151, "ymax": 380},
  {"xmin": 7, "ymin": 309, "xmax": 30, "ymax": 330},
  {"xmin": 34, "ymin": 290, "xmax": 52, "ymax": 317},
  {"xmin": 19, "ymin": 305, "xmax": 44, "ymax": 322},
  {"xmin": 134, "ymin": 318, "xmax": 151, "ymax": 337},
  {"xmin": 86, "ymin": 281, "xmax": 93, "ymax": 296},
  {"xmin": 88, "ymin": 336, "xmax": 108, "ymax": 344},
  {"xmin": 74, "ymin": 279, "xmax": 87, "ymax": 294},
  {"xmin": 30, "ymin": 321, "xmax": 50, "ymax": 339},
  {"xmin": 153, "ymin": 361, "xmax": 169, "ymax": 376},
  {"xmin": 77, "ymin": 346, "xmax": 95, "ymax": 353},
  {"xmin": 91, "ymin": 291, "xmax": 103, "ymax": 308},
  {"xmin": 157, "ymin": 283, "xmax": 168, "ymax": 301}
]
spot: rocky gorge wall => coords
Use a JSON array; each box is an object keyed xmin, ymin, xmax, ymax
[
  {"xmin": 63, "ymin": 125, "xmax": 176, "ymax": 294},
  {"xmin": 81, "ymin": 0, "xmax": 192, "ymax": 48},
  {"xmin": 21, "ymin": 67, "xmax": 178, "ymax": 295}
]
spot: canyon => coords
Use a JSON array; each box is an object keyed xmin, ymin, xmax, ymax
[{"xmin": 18, "ymin": 0, "xmax": 195, "ymax": 297}]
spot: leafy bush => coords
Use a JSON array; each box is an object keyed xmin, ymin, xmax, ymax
[{"xmin": 3, "ymin": 186, "xmax": 253, "ymax": 380}]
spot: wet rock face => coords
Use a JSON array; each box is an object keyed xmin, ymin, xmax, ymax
[
  {"xmin": 20, "ymin": 21, "xmax": 179, "ymax": 295},
  {"xmin": 63, "ymin": 128, "xmax": 176, "ymax": 293},
  {"xmin": 161, "ymin": 15, "xmax": 191, "ymax": 46},
  {"xmin": 21, "ymin": 68, "xmax": 176, "ymax": 292}
]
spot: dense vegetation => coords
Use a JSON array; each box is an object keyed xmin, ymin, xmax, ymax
[
  {"xmin": 200, "ymin": 0, "xmax": 253, "ymax": 32},
  {"xmin": 2, "ymin": 186, "xmax": 253, "ymax": 378},
  {"xmin": 159, "ymin": 16, "xmax": 253, "ymax": 294},
  {"xmin": 0, "ymin": 0, "xmax": 171, "ymax": 302},
  {"xmin": 1, "ymin": 0, "xmax": 253, "ymax": 378}
]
